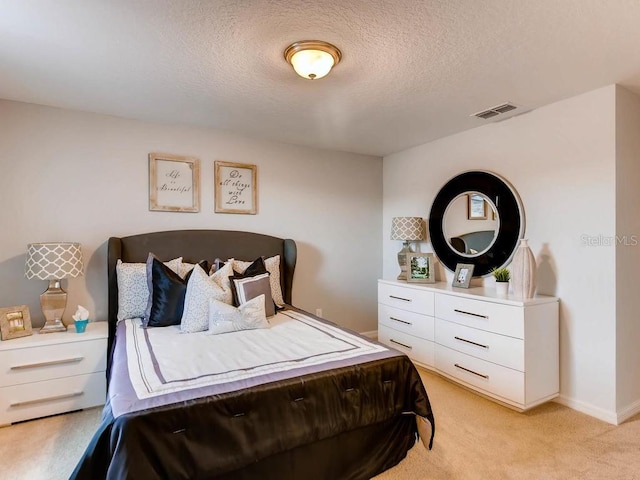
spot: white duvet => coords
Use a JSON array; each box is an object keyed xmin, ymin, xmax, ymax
[{"xmin": 125, "ymin": 309, "xmax": 387, "ymax": 399}]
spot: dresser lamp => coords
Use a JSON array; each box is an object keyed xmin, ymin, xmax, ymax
[
  {"xmin": 390, "ymin": 217, "xmax": 425, "ymax": 280},
  {"xmin": 25, "ymin": 242, "xmax": 84, "ymax": 333}
]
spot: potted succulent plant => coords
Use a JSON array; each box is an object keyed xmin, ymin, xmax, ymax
[{"xmin": 492, "ymin": 267, "xmax": 511, "ymax": 295}]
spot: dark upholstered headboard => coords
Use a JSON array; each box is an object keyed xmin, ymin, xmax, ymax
[
  {"xmin": 107, "ymin": 230, "xmax": 296, "ymax": 362},
  {"xmin": 450, "ymin": 230, "xmax": 495, "ymax": 255}
]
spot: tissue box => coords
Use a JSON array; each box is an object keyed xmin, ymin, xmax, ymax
[{"xmin": 74, "ymin": 319, "xmax": 89, "ymax": 333}]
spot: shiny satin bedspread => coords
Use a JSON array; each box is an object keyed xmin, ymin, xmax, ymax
[{"xmin": 71, "ymin": 312, "xmax": 435, "ymax": 480}]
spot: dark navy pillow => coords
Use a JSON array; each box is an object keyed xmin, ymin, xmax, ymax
[{"xmin": 144, "ymin": 254, "xmax": 207, "ymax": 328}]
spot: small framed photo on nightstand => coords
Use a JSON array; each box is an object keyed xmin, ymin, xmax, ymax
[
  {"xmin": 0, "ymin": 305, "xmax": 33, "ymax": 340},
  {"xmin": 452, "ymin": 263, "xmax": 474, "ymax": 288},
  {"xmin": 406, "ymin": 253, "xmax": 435, "ymax": 283}
]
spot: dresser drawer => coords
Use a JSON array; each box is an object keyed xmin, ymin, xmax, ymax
[
  {"xmin": 435, "ymin": 318, "xmax": 524, "ymax": 371},
  {"xmin": 435, "ymin": 344, "xmax": 524, "ymax": 406},
  {"xmin": 378, "ymin": 324, "xmax": 434, "ymax": 367},
  {"xmin": 378, "ymin": 304, "xmax": 434, "ymax": 341},
  {"xmin": 378, "ymin": 282, "xmax": 434, "ymax": 315},
  {"xmin": 0, "ymin": 339, "xmax": 107, "ymax": 387},
  {"xmin": 0, "ymin": 371, "xmax": 106, "ymax": 425},
  {"xmin": 435, "ymin": 294, "xmax": 524, "ymax": 338}
]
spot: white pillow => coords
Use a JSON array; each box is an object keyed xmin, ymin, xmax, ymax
[
  {"xmin": 231, "ymin": 255, "xmax": 284, "ymax": 307},
  {"xmin": 207, "ymin": 294, "xmax": 269, "ymax": 335},
  {"xmin": 180, "ymin": 262, "xmax": 233, "ymax": 333},
  {"xmin": 178, "ymin": 261, "xmax": 197, "ymax": 279},
  {"xmin": 116, "ymin": 257, "xmax": 181, "ymax": 321}
]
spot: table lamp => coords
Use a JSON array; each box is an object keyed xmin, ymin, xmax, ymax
[
  {"xmin": 390, "ymin": 217, "xmax": 425, "ymax": 280},
  {"xmin": 25, "ymin": 242, "xmax": 84, "ymax": 333}
]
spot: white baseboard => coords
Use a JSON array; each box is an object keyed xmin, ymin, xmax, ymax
[
  {"xmin": 554, "ymin": 394, "xmax": 618, "ymax": 425},
  {"xmin": 616, "ymin": 398, "xmax": 640, "ymax": 424},
  {"xmin": 360, "ymin": 330, "xmax": 378, "ymax": 341}
]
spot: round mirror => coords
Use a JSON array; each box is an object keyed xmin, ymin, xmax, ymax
[
  {"xmin": 429, "ymin": 171, "xmax": 524, "ymax": 276},
  {"xmin": 443, "ymin": 192, "xmax": 499, "ymax": 257}
]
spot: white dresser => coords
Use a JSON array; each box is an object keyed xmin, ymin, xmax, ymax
[
  {"xmin": 378, "ymin": 281, "xmax": 436, "ymax": 369},
  {"xmin": 0, "ymin": 321, "xmax": 108, "ymax": 425},
  {"xmin": 378, "ymin": 280, "xmax": 559, "ymax": 411}
]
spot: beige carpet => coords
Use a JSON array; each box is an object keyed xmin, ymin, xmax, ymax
[{"xmin": 2, "ymin": 368, "xmax": 640, "ymax": 479}]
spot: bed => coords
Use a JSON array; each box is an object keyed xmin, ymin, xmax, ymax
[
  {"xmin": 450, "ymin": 230, "xmax": 495, "ymax": 255},
  {"xmin": 71, "ymin": 230, "xmax": 434, "ymax": 480}
]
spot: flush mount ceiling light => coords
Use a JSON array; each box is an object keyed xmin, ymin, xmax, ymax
[{"xmin": 284, "ymin": 40, "xmax": 342, "ymax": 80}]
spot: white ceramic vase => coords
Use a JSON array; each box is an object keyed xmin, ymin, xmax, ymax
[
  {"xmin": 495, "ymin": 281, "xmax": 509, "ymax": 296},
  {"xmin": 511, "ymin": 239, "xmax": 537, "ymax": 298}
]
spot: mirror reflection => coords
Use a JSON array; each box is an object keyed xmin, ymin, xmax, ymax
[{"xmin": 443, "ymin": 192, "xmax": 499, "ymax": 256}]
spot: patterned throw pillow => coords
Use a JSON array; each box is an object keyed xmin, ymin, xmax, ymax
[
  {"xmin": 178, "ymin": 260, "xmax": 210, "ymax": 279},
  {"xmin": 180, "ymin": 262, "xmax": 234, "ymax": 333},
  {"xmin": 207, "ymin": 295, "xmax": 269, "ymax": 335},
  {"xmin": 232, "ymin": 255, "xmax": 285, "ymax": 307},
  {"xmin": 116, "ymin": 257, "xmax": 181, "ymax": 321}
]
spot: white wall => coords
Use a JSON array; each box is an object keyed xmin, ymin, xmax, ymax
[
  {"xmin": 0, "ymin": 100, "xmax": 382, "ymax": 333},
  {"xmin": 383, "ymin": 86, "xmax": 619, "ymax": 421},
  {"xmin": 615, "ymin": 86, "xmax": 640, "ymax": 419}
]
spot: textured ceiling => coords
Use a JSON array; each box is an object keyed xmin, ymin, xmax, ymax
[{"xmin": 2, "ymin": 0, "xmax": 640, "ymax": 156}]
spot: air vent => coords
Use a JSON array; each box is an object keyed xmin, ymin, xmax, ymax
[{"xmin": 472, "ymin": 103, "xmax": 518, "ymax": 120}]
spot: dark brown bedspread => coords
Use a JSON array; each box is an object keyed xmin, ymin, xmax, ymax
[{"xmin": 71, "ymin": 314, "xmax": 434, "ymax": 480}]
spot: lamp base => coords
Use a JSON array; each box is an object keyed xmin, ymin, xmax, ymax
[
  {"xmin": 39, "ymin": 280, "xmax": 68, "ymax": 333},
  {"xmin": 396, "ymin": 241, "xmax": 414, "ymax": 281},
  {"xmin": 40, "ymin": 318, "xmax": 67, "ymax": 333}
]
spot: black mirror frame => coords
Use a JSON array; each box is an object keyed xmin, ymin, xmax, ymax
[{"xmin": 429, "ymin": 171, "xmax": 524, "ymax": 277}]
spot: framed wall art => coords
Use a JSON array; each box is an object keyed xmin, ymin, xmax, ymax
[
  {"xmin": 215, "ymin": 161, "xmax": 257, "ymax": 214},
  {"xmin": 0, "ymin": 305, "xmax": 33, "ymax": 340},
  {"xmin": 467, "ymin": 193, "xmax": 488, "ymax": 220},
  {"xmin": 149, "ymin": 153, "xmax": 200, "ymax": 212},
  {"xmin": 452, "ymin": 263, "xmax": 475, "ymax": 288},
  {"xmin": 406, "ymin": 253, "xmax": 435, "ymax": 283}
]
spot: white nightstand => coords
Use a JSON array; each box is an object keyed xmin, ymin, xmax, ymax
[{"xmin": 0, "ymin": 321, "xmax": 108, "ymax": 426}]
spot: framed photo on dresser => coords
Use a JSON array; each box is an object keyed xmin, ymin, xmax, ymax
[
  {"xmin": 406, "ymin": 253, "xmax": 435, "ymax": 283},
  {"xmin": 452, "ymin": 263, "xmax": 474, "ymax": 288},
  {"xmin": 0, "ymin": 305, "xmax": 32, "ymax": 340}
]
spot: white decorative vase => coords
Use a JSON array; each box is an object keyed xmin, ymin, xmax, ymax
[
  {"xmin": 495, "ymin": 281, "xmax": 509, "ymax": 296},
  {"xmin": 511, "ymin": 239, "xmax": 537, "ymax": 298}
]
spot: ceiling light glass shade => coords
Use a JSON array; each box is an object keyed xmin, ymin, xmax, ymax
[{"xmin": 284, "ymin": 41, "xmax": 342, "ymax": 80}]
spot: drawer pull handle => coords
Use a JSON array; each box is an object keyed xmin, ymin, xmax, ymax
[
  {"xmin": 454, "ymin": 336, "xmax": 489, "ymax": 349},
  {"xmin": 10, "ymin": 391, "xmax": 83, "ymax": 408},
  {"xmin": 390, "ymin": 339, "xmax": 412, "ymax": 350},
  {"xmin": 389, "ymin": 295, "xmax": 411, "ymax": 302},
  {"xmin": 454, "ymin": 363, "xmax": 489, "ymax": 379},
  {"xmin": 10, "ymin": 356, "xmax": 84, "ymax": 370},
  {"xmin": 390, "ymin": 316, "xmax": 412, "ymax": 326},
  {"xmin": 453, "ymin": 309, "xmax": 488, "ymax": 319}
]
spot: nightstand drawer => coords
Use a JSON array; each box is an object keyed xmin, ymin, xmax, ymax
[
  {"xmin": 435, "ymin": 344, "xmax": 524, "ymax": 405},
  {"xmin": 0, "ymin": 371, "xmax": 106, "ymax": 425},
  {"xmin": 435, "ymin": 318, "xmax": 524, "ymax": 371},
  {"xmin": 435, "ymin": 294, "xmax": 524, "ymax": 338},
  {"xmin": 378, "ymin": 282, "xmax": 434, "ymax": 315},
  {"xmin": 378, "ymin": 304, "xmax": 434, "ymax": 341},
  {"xmin": 378, "ymin": 325, "xmax": 434, "ymax": 367},
  {"xmin": 0, "ymin": 339, "xmax": 107, "ymax": 387}
]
